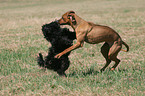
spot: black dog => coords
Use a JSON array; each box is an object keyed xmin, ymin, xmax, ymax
[{"xmin": 37, "ymin": 21, "xmax": 76, "ymax": 77}]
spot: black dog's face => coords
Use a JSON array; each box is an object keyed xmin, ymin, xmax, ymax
[
  {"xmin": 42, "ymin": 21, "xmax": 60, "ymax": 34},
  {"xmin": 41, "ymin": 21, "xmax": 76, "ymax": 43},
  {"xmin": 41, "ymin": 21, "xmax": 62, "ymax": 42}
]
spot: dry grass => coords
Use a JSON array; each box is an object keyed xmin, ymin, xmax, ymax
[{"xmin": 0, "ymin": 0, "xmax": 145, "ymax": 96}]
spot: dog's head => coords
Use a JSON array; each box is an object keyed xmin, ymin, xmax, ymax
[
  {"xmin": 41, "ymin": 21, "xmax": 61, "ymax": 41},
  {"xmin": 41, "ymin": 21, "xmax": 76, "ymax": 43},
  {"xmin": 42, "ymin": 21, "xmax": 60, "ymax": 34},
  {"xmin": 57, "ymin": 11, "xmax": 76, "ymax": 25}
]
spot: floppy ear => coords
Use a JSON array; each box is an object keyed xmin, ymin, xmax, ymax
[
  {"xmin": 68, "ymin": 11, "xmax": 75, "ymax": 18},
  {"xmin": 68, "ymin": 11, "xmax": 75, "ymax": 14},
  {"xmin": 68, "ymin": 11, "xmax": 76, "ymax": 25}
]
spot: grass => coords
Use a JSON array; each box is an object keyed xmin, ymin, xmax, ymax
[{"xmin": 0, "ymin": 0, "xmax": 145, "ymax": 95}]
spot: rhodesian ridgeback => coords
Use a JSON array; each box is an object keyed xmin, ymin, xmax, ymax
[{"xmin": 55, "ymin": 11, "xmax": 129, "ymax": 71}]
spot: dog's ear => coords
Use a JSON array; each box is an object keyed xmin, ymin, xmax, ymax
[
  {"xmin": 68, "ymin": 11, "xmax": 75, "ymax": 18},
  {"xmin": 68, "ymin": 11, "xmax": 76, "ymax": 25},
  {"xmin": 68, "ymin": 11, "xmax": 75, "ymax": 14}
]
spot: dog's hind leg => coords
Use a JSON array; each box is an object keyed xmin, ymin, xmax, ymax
[
  {"xmin": 100, "ymin": 42, "xmax": 111, "ymax": 72},
  {"xmin": 57, "ymin": 70, "xmax": 66, "ymax": 77},
  {"xmin": 57, "ymin": 58, "xmax": 70, "ymax": 77},
  {"xmin": 108, "ymin": 41, "xmax": 122, "ymax": 70}
]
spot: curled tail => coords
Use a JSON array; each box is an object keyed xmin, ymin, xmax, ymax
[
  {"xmin": 121, "ymin": 41, "xmax": 129, "ymax": 52},
  {"xmin": 37, "ymin": 53, "xmax": 45, "ymax": 67}
]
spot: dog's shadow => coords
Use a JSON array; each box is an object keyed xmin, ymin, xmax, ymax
[
  {"xmin": 68, "ymin": 68, "xmax": 99, "ymax": 77},
  {"xmin": 67, "ymin": 67, "xmax": 129, "ymax": 77}
]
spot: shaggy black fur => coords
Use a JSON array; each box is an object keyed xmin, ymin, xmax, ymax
[{"xmin": 37, "ymin": 21, "xmax": 76, "ymax": 76}]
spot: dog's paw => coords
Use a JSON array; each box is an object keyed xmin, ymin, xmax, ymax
[
  {"xmin": 111, "ymin": 68, "xmax": 115, "ymax": 71},
  {"xmin": 54, "ymin": 53, "xmax": 62, "ymax": 59}
]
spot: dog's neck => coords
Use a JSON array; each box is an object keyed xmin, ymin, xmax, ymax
[{"xmin": 70, "ymin": 15, "xmax": 87, "ymax": 30}]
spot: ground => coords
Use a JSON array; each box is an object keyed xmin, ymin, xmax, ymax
[{"xmin": 0, "ymin": 0, "xmax": 145, "ymax": 95}]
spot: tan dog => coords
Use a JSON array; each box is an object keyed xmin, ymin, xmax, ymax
[{"xmin": 55, "ymin": 11, "xmax": 129, "ymax": 71}]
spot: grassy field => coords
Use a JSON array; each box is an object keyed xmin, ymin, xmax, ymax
[{"xmin": 0, "ymin": 0, "xmax": 145, "ymax": 95}]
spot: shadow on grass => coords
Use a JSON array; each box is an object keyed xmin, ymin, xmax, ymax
[
  {"xmin": 68, "ymin": 68, "xmax": 99, "ymax": 77},
  {"xmin": 67, "ymin": 67, "xmax": 130, "ymax": 77},
  {"xmin": 118, "ymin": 68, "xmax": 128, "ymax": 72}
]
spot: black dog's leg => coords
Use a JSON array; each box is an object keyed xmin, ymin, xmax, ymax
[
  {"xmin": 57, "ymin": 70, "xmax": 66, "ymax": 77},
  {"xmin": 57, "ymin": 57, "xmax": 70, "ymax": 77}
]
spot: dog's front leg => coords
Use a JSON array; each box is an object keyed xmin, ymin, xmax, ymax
[
  {"xmin": 55, "ymin": 31, "xmax": 86, "ymax": 59},
  {"xmin": 54, "ymin": 41, "xmax": 84, "ymax": 59}
]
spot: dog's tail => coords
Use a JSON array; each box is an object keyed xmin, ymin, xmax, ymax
[
  {"xmin": 37, "ymin": 53, "xmax": 45, "ymax": 67},
  {"xmin": 121, "ymin": 41, "xmax": 129, "ymax": 52}
]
